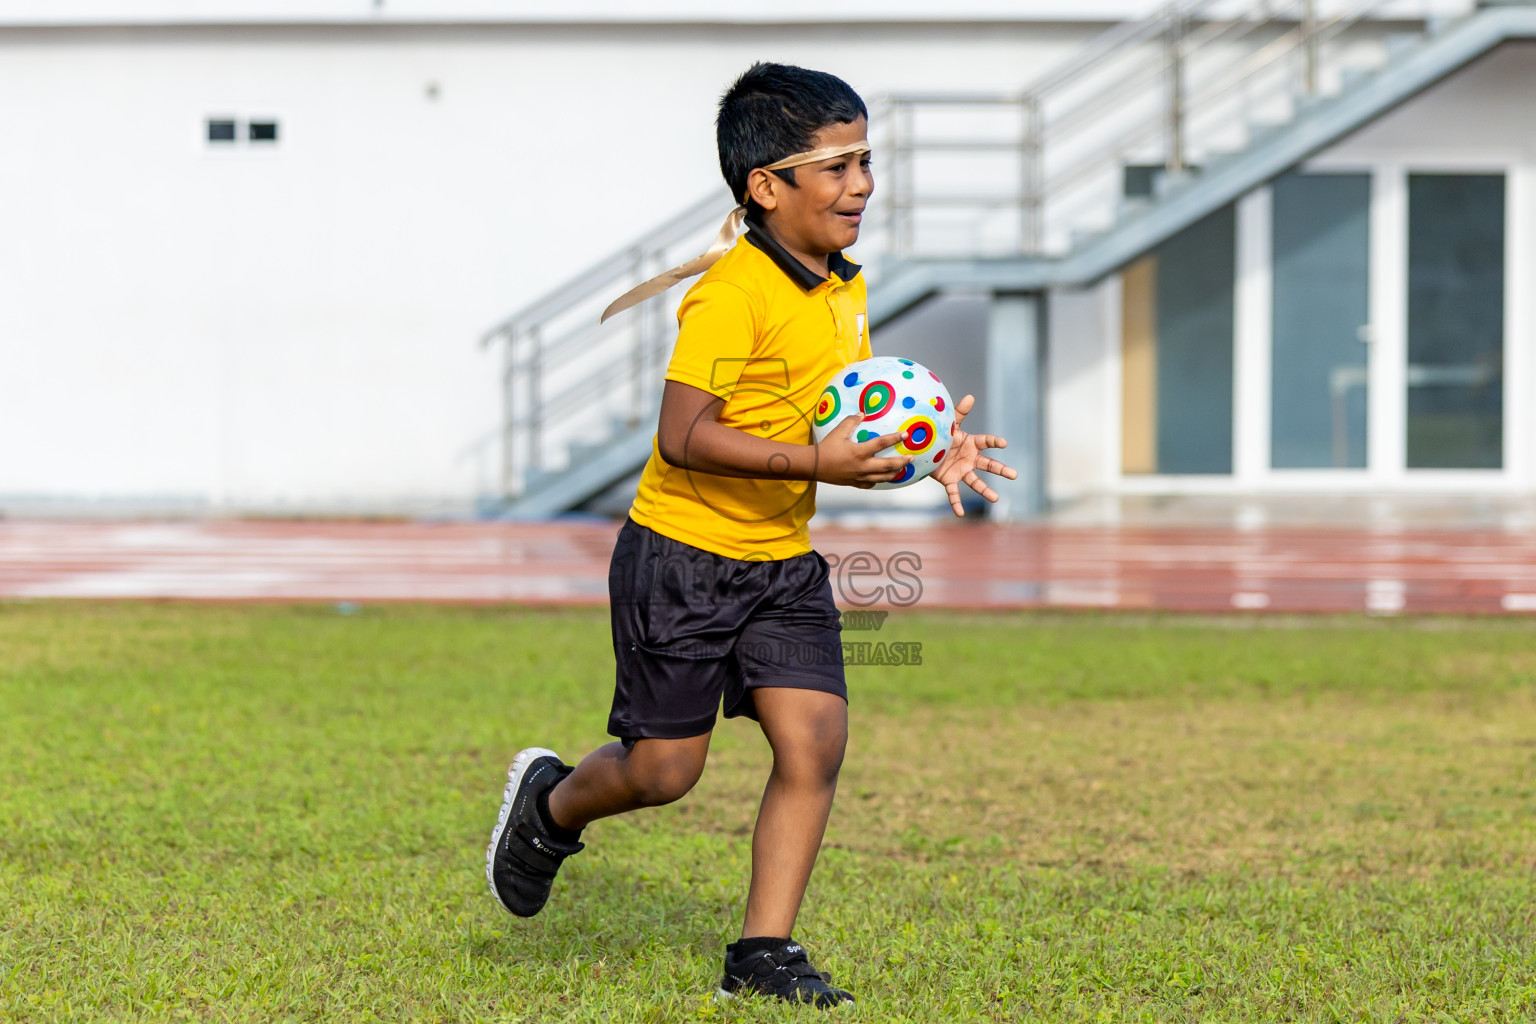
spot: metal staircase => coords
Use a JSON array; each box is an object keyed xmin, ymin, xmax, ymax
[{"xmin": 482, "ymin": 0, "xmax": 1534, "ymax": 519}]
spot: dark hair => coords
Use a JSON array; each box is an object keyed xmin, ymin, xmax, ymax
[{"xmin": 716, "ymin": 62, "xmax": 867, "ymax": 212}]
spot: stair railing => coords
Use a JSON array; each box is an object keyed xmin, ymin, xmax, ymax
[
  {"xmin": 1025, "ymin": 0, "xmax": 1408, "ymax": 242},
  {"xmin": 481, "ymin": 191, "xmax": 733, "ymax": 498}
]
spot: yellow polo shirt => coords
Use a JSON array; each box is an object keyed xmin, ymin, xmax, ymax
[{"xmin": 627, "ymin": 221, "xmax": 872, "ymax": 560}]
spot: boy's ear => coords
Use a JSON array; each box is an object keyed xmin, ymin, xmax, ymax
[{"xmin": 745, "ymin": 168, "xmax": 781, "ymax": 211}]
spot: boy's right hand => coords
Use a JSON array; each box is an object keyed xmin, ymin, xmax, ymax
[{"xmin": 814, "ymin": 415, "xmax": 912, "ymax": 488}]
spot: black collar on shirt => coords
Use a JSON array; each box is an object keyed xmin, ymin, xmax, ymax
[{"xmin": 744, "ymin": 213, "xmax": 862, "ymax": 291}]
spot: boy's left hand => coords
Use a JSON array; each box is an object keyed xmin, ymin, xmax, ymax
[{"xmin": 929, "ymin": 394, "xmax": 1018, "ymax": 517}]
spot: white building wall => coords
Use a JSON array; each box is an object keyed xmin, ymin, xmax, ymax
[{"xmin": 0, "ymin": 18, "xmax": 1108, "ymax": 511}]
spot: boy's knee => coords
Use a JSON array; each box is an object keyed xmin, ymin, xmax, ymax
[
  {"xmin": 813, "ymin": 702, "xmax": 848, "ymax": 753},
  {"xmin": 816, "ymin": 714, "xmax": 848, "ymax": 775},
  {"xmin": 818, "ymin": 733, "xmax": 847, "ymax": 785},
  {"xmin": 777, "ymin": 704, "xmax": 847, "ymax": 785}
]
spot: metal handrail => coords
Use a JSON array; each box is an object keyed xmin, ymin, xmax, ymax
[
  {"xmin": 1024, "ymin": 0, "xmax": 1214, "ymax": 96},
  {"xmin": 1036, "ymin": 9, "xmax": 1286, "ymax": 149},
  {"xmin": 532, "ymin": 357, "xmax": 652, "ymax": 431},
  {"xmin": 1189, "ymin": 0, "xmax": 1393, "ymax": 102},
  {"xmin": 1034, "ymin": 0, "xmax": 1398, "ymax": 218},
  {"xmin": 480, "ymin": 190, "xmax": 734, "ymax": 344},
  {"xmin": 1042, "ymin": 20, "xmax": 1304, "ymax": 201}
]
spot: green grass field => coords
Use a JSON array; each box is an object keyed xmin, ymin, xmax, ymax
[{"xmin": 3, "ymin": 602, "xmax": 1535, "ymax": 1022}]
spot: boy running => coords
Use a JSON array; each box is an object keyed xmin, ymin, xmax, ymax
[{"xmin": 486, "ymin": 62, "xmax": 1016, "ymax": 1009}]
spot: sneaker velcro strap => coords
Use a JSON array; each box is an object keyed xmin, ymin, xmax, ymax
[
  {"xmin": 508, "ymin": 821, "xmax": 580, "ymax": 873},
  {"xmin": 766, "ymin": 948, "xmax": 814, "ymax": 971},
  {"xmin": 762, "ymin": 948, "xmax": 829, "ymax": 985}
]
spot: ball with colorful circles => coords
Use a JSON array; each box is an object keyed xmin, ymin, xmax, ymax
[{"xmin": 811, "ymin": 356, "xmax": 956, "ymax": 489}]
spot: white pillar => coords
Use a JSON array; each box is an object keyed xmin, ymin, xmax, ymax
[
  {"xmin": 1234, "ymin": 186, "xmax": 1273, "ymax": 485},
  {"xmin": 1369, "ymin": 164, "xmax": 1407, "ymax": 483},
  {"xmin": 1504, "ymin": 163, "xmax": 1532, "ymax": 489}
]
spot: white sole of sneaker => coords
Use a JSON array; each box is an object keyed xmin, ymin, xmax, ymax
[
  {"xmin": 713, "ymin": 988, "xmax": 853, "ymax": 1008},
  {"xmin": 484, "ymin": 745, "xmax": 560, "ymax": 914}
]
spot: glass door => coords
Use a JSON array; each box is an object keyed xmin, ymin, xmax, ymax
[
  {"xmin": 1405, "ymin": 173, "xmax": 1506, "ymax": 469},
  {"xmin": 1270, "ymin": 172, "xmax": 1372, "ymax": 469}
]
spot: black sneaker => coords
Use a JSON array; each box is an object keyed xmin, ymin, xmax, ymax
[
  {"xmin": 717, "ymin": 939, "xmax": 855, "ymax": 1009},
  {"xmin": 485, "ymin": 747, "xmax": 583, "ymax": 917}
]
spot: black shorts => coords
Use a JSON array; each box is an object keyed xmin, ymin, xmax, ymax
[{"xmin": 606, "ymin": 517, "xmax": 846, "ymax": 743}]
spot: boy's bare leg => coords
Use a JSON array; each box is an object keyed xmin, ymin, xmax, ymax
[
  {"xmin": 740, "ymin": 687, "xmax": 848, "ymax": 938},
  {"xmin": 546, "ymin": 733, "xmax": 712, "ymax": 831}
]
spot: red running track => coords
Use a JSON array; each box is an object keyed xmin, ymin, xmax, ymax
[{"xmin": 4, "ymin": 519, "xmax": 1536, "ymax": 614}]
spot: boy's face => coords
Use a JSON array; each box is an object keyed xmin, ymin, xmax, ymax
[{"xmin": 752, "ymin": 117, "xmax": 873, "ymax": 260}]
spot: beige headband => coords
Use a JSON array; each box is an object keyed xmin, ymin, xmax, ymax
[{"xmin": 599, "ymin": 140, "xmax": 872, "ymax": 323}]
